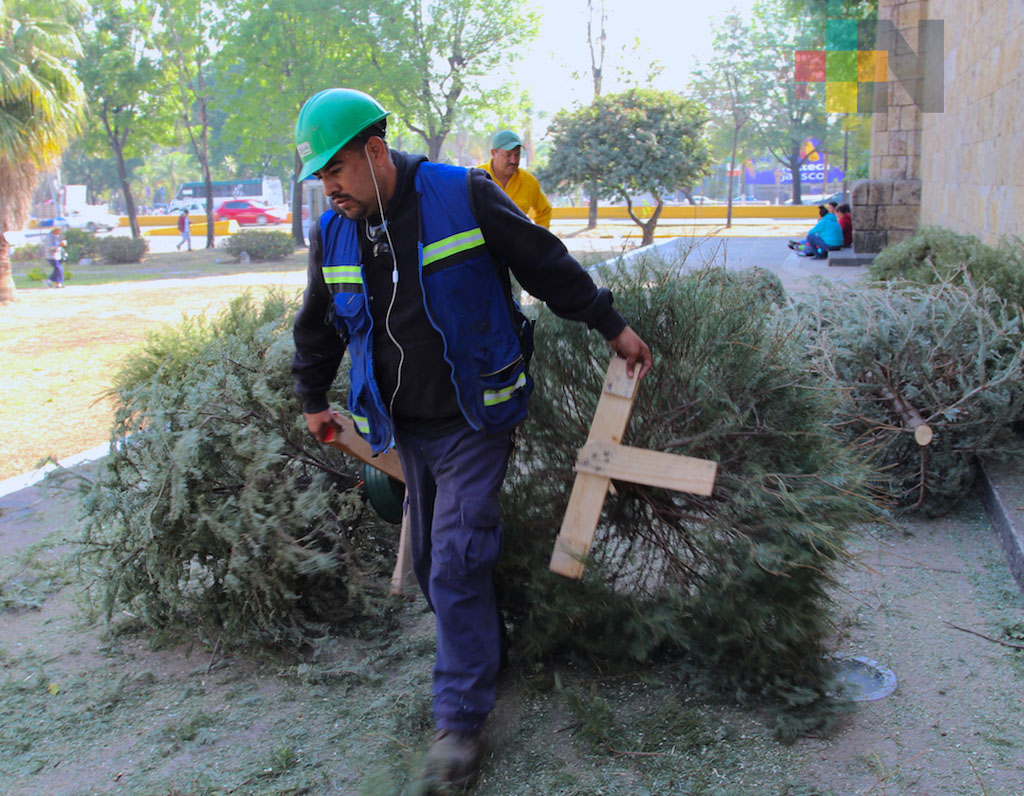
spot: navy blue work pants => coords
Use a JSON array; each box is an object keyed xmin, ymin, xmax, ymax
[
  {"xmin": 394, "ymin": 424, "xmax": 512, "ymax": 733},
  {"xmin": 804, "ymin": 233, "xmax": 841, "ymax": 257}
]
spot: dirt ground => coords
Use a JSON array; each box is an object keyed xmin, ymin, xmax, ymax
[{"xmin": 2, "ymin": 474, "xmax": 1023, "ymax": 796}]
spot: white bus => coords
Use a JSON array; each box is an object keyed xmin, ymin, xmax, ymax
[{"xmin": 171, "ymin": 177, "xmax": 283, "ymax": 211}]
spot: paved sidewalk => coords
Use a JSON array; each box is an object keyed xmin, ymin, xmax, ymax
[{"xmin": 647, "ymin": 235, "xmax": 869, "ymax": 293}]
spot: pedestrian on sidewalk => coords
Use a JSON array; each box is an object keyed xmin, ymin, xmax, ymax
[
  {"xmin": 42, "ymin": 227, "xmax": 66, "ymax": 288},
  {"xmin": 291, "ymin": 88, "xmax": 653, "ymax": 792},
  {"xmin": 176, "ymin": 209, "xmax": 191, "ymax": 251}
]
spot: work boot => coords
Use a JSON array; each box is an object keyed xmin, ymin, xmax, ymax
[{"xmin": 421, "ymin": 728, "xmax": 483, "ymax": 792}]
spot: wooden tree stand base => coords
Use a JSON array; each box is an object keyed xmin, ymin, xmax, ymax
[
  {"xmin": 323, "ymin": 415, "xmax": 416, "ymax": 596},
  {"xmin": 548, "ymin": 357, "xmax": 718, "ymax": 579}
]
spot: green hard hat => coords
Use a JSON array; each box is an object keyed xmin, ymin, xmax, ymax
[{"xmin": 294, "ymin": 88, "xmax": 389, "ymax": 181}]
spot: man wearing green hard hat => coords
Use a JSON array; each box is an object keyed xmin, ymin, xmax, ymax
[
  {"xmin": 477, "ymin": 129, "xmax": 552, "ymax": 229},
  {"xmin": 291, "ymin": 87, "xmax": 652, "ymax": 791}
]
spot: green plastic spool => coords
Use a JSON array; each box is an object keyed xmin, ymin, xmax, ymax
[{"xmin": 362, "ymin": 462, "xmax": 405, "ymax": 524}]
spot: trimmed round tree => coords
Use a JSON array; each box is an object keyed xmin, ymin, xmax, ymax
[{"xmin": 540, "ymin": 89, "xmax": 712, "ymax": 246}]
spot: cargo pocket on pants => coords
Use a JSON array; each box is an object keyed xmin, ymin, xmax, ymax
[{"xmin": 438, "ymin": 497, "xmax": 502, "ymax": 582}]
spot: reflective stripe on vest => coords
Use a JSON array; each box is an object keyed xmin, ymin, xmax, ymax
[
  {"xmin": 352, "ymin": 413, "xmax": 370, "ymax": 435},
  {"xmin": 483, "ymin": 371, "xmax": 526, "ymax": 406},
  {"xmin": 322, "ymin": 265, "xmax": 362, "ymax": 286},
  {"xmin": 422, "ymin": 227, "xmax": 485, "ymax": 268}
]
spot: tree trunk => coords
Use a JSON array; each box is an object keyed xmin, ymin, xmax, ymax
[
  {"xmin": 113, "ymin": 145, "xmax": 141, "ymax": 239},
  {"xmin": 624, "ymin": 196, "xmax": 664, "ymax": 247},
  {"xmin": 292, "ymin": 151, "xmax": 306, "ymax": 247},
  {"xmin": 790, "ymin": 144, "xmax": 803, "ymax": 205},
  {"xmin": 428, "ymin": 135, "xmax": 443, "ymax": 163},
  {"xmin": 587, "ymin": 180, "xmax": 599, "ymax": 229},
  {"xmin": 0, "ymin": 235, "xmax": 16, "ymax": 304},
  {"xmin": 726, "ymin": 125, "xmax": 739, "ymax": 228}
]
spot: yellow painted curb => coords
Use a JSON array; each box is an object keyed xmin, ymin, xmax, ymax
[
  {"xmin": 132, "ymin": 215, "xmax": 181, "ymax": 227},
  {"xmin": 551, "ymin": 205, "xmax": 819, "ymax": 220},
  {"xmin": 145, "ymin": 220, "xmax": 238, "ymax": 236}
]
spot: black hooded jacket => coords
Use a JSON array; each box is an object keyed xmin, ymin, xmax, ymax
[{"xmin": 292, "ymin": 149, "xmax": 626, "ymax": 438}]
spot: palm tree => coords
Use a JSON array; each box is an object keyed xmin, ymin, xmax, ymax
[{"xmin": 1, "ymin": 2, "xmax": 86, "ymax": 304}]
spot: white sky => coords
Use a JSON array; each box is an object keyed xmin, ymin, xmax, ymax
[{"xmin": 519, "ymin": 0, "xmax": 761, "ymax": 118}]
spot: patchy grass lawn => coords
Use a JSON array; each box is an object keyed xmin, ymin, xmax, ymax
[
  {"xmin": 0, "ymin": 252, "xmax": 308, "ymax": 482},
  {"xmin": 11, "ymin": 248, "xmax": 309, "ymax": 290}
]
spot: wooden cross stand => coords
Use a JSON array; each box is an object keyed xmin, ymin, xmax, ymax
[
  {"xmin": 326, "ymin": 356, "xmax": 719, "ymax": 592},
  {"xmin": 548, "ymin": 357, "xmax": 718, "ymax": 579}
]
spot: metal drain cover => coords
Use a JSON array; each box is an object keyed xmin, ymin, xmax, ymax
[{"xmin": 829, "ymin": 654, "xmax": 898, "ymax": 701}]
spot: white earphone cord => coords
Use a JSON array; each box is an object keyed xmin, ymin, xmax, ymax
[{"xmin": 365, "ymin": 143, "xmax": 405, "ymax": 420}]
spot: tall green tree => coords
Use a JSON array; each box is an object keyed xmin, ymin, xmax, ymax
[
  {"xmin": 0, "ymin": 0, "xmax": 85, "ymax": 303},
  {"xmin": 362, "ymin": 0, "xmax": 539, "ymax": 162},
  {"xmin": 61, "ymin": 137, "xmax": 129, "ymax": 201},
  {"xmin": 541, "ymin": 89, "xmax": 711, "ymax": 246},
  {"xmin": 691, "ymin": 12, "xmax": 760, "ymax": 227},
  {"xmin": 780, "ymin": 0, "xmax": 877, "ymax": 22},
  {"xmin": 746, "ymin": 0, "xmax": 829, "ymax": 204},
  {"xmin": 133, "ymin": 147, "xmax": 196, "ymax": 209},
  {"xmin": 77, "ymin": 0, "xmax": 165, "ymax": 238},
  {"xmin": 216, "ymin": 0, "xmax": 373, "ymax": 245},
  {"xmin": 582, "ymin": 0, "xmax": 606, "ymax": 229},
  {"xmin": 154, "ymin": 0, "xmax": 219, "ymax": 248}
]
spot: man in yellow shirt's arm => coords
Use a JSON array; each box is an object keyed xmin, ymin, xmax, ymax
[{"xmin": 477, "ymin": 130, "xmax": 552, "ymax": 229}]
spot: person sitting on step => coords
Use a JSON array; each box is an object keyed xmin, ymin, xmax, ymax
[{"xmin": 787, "ymin": 205, "xmax": 844, "ymax": 259}]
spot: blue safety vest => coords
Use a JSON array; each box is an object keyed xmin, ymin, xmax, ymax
[{"xmin": 320, "ymin": 161, "xmax": 533, "ymax": 454}]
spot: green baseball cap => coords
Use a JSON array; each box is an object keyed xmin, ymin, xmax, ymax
[{"xmin": 491, "ymin": 130, "xmax": 523, "ymax": 151}]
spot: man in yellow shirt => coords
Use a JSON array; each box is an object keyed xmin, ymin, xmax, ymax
[{"xmin": 478, "ymin": 130, "xmax": 552, "ymax": 229}]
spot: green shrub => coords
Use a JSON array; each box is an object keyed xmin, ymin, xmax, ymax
[
  {"xmin": 220, "ymin": 230, "xmax": 295, "ymax": 262},
  {"xmin": 97, "ymin": 235, "xmax": 148, "ymax": 264},
  {"xmin": 11, "ymin": 243, "xmax": 42, "ymax": 262},
  {"xmin": 15, "ymin": 229, "xmax": 96, "ymax": 265},
  {"xmin": 869, "ymin": 226, "xmax": 1024, "ymax": 309},
  {"xmin": 803, "ymin": 280, "xmax": 1024, "ymax": 514},
  {"xmin": 500, "ymin": 258, "xmax": 877, "ymax": 739},
  {"xmin": 80, "ymin": 291, "xmax": 397, "ymax": 646},
  {"xmin": 64, "ymin": 228, "xmax": 99, "ymax": 264},
  {"xmin": 24, "ymin": 266, "xmax": 74, "ymax": 283}
]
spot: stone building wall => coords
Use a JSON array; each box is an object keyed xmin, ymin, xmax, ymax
[
  {"xmin": 918, "ymin": 0, "xmax": 1024, "ymax": 244},
  {"xmin": 851, "ymin": 0, "xmax": 927, "ymax": 253},
  {"xmin": 853, "ymin": 0, "xmax": 1022, "ymax": 252}
]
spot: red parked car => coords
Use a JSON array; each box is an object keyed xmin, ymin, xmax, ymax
[{"xmin": 214, "ymin": 200, "xmax": 285, "ymax": 225}]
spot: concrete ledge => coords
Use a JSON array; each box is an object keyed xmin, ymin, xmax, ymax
[
  {"xmin": 829, "ymin": 251, "xmax": 876, "ymax": 267},
  {"xmin": 977, "ymin": 456, "xmax": 1024, "ymax": 594}
]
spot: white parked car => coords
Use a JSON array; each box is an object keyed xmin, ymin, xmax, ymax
[
  {"xmin": 168, "ymin": 199, "xmax": 207, "ymax": 214},
  {"xmin": 62, "ymin": 205, "xmax": 122, "ymax": 232}
]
